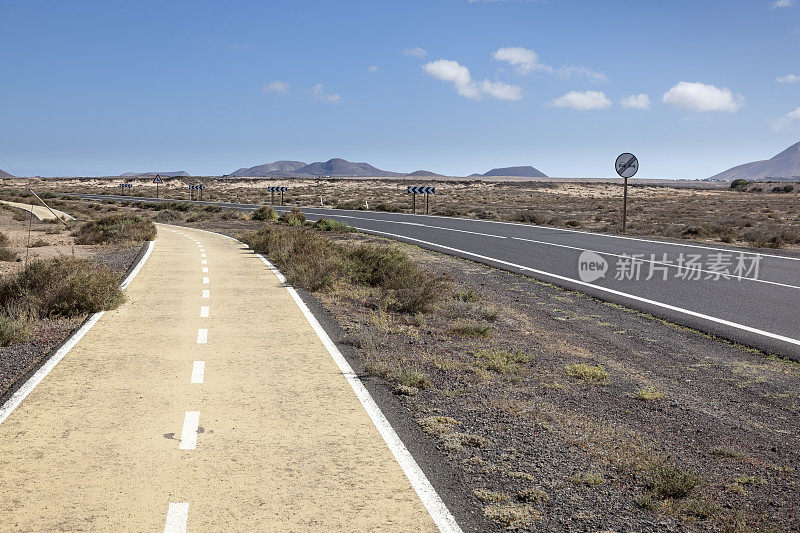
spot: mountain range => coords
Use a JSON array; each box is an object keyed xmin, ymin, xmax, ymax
[
  {"xmin": 0, "ymin": 169, "xmax": 14, "ymax": 178},
  {"xmin": 709, "ymin": 142, "xmax": 800, "ymax": 180},
  {"xmin": 121, "ymin": 171, "xmax": 191, "ymax": 177},
  {"xmin": 228, "ymin": 158, "xmax": 548, "ymax": 178}
]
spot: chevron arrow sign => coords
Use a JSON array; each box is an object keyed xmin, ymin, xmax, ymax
[{"xmin": 407, "ymin": 186, "xmax": 435, "ymax": 194}]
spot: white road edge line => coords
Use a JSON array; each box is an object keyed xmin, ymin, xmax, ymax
[
  {"xmin": 164, "ymin": 502, "xmax": 189, "ymax": 533},
  {"xmin": 366, "ymin": 229, "xmax": 800, "ymax": 348},
  {"xmin": 191, "ymin": 361, "xmax": 205, "ymax": 384},
  {"xmin": 200, "ymin": 306, "xmax": 209, "ymax": 318},
  {"xmin": 156, "ymin": 224, "xmax": 462, "ymax": 533},
  {"xmin": 179, "ymin": 411, "xmax": 200, "ymax": 450},
  {"xmin": 0, "ymin": 241, "xmax": 155, "ymax": 425},
  {"xmin": 196, "ymin": 329, "xmax": 208, "ymax": 344}
]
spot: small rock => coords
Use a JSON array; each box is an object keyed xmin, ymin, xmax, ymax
[{"xmin": 395, "ymin": 384, "xmax": 419, "ymax": 396}]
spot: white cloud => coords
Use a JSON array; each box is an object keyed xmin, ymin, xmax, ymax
[
  {"xmin": 662, "ymin": 81, "xmax": 744, "ymax": 112},
  {"xmin": 557, "ymin": 65, "xmax": 609, "ymax": 83},
  {"xmin": 548, "ymin": 90, "xmax": 611, "ymax": 110},
  {"xmin": 311, "ymin": 84, "xmax": 341, "ymax": 103},
  {"xmin": 402, "ymin": 46, "xmax": 428, "ymax": 58},
  {"xmin": 491, "ymin": 47, "xmax": 608, "ymax": 82},
  {"xmin": 777, "ymin": 74, "xmax": 800, "ymax": 83},
  {"xmin": 422, "ymin": 60, "xmax": 480, "ymax": 98},
  {"xmin": 492, "ymin": 47, "xmax": 551, "ymax": 75},
  {"xmin": 479, "ymin": 79, "xmax": 523, "ymax": 100},
  {"xmin": 771, "ymin": 107, "xmax": 800, "ymax": 130},
  {"xmin": 772, "ymin": 0, "xmax": 793, "ymax": 7},
  {"xmin": 422, "ymin": 59, "xmax": 522, "ymax": 100},
  {"xmin": 367, "ymin": 65, "xmax": 379, "ymax": 72},
  {"xmin": 262, "ymin": 81, "xmax": 289, "ymax": 95},
  {"xmin": 620, "ymin": 94, "xmax": 651, "ymax": 109}
]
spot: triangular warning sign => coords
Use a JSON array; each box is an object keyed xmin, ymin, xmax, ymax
[{"xmin": 153, "ymin": 175, "xmax": 163, "ymax": 184}]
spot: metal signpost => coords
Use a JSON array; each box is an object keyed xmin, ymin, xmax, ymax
[
  {"xmin": 189, "ymin": 184, "xmax": 205, "ymax": 201},
  {"xmin": 119, "ymin": 183, "xmax": 132, "ymax": 196},
  {"xmin": 267, "ymin": 186, "xmax": 287, "ymax": 206},
  {"xmin": 614, "ymin": 153, "xmax": 638, "ymax": 234},
  {"xmin": 153, "ymin": 174, "xmax": 163, "ymax": 198},
  {"xmin": 407, "ymin": 186, "xmax": 435, "ymax": 214}
]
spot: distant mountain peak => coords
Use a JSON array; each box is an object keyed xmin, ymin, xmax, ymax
[
  {"xmin": 710, "ymin": 141, "xmax": 800, "ymax": 180},
  {"xmin": 0, "ymin": 168, "xmax": 14, "ymax": 178},
  {"xmin": 481, "ymin": 166, "xmax": 548, "ymax": 178}
]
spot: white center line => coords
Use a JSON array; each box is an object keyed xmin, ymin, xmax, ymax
[
  {"xmin": 196, "ymin": 329, "xmax": 208, "ymax": 344},
  {"xmin": 164, "ymin": 502, "xmax": 189, "ymax": 533},
  {"xmin": 201, "ymin": 259, "xmax": 207, "ymax": 264},
  {"xmin": 202, "ymin": 289, "xmax": 210, "ymax": 299},
  {"xmin": 179, "ymin": 411, "xmax": 200, "ymax": 450},
  {"xmin": 201, "ymin": 254, "xmax": 206, "ymax": 258},
  {"xmin": 200, "ymin": 305, "xmax": 209, "ymax": 318},
  {"xmin": 200, "ymin": 249, "xmax": 205, "ymax": 253},
  {"xmin": 202, "ymin": 277, "xmax": 210, "ymax": 284},
  {"xmin": 191, "ymin": 361, "xmax": 205, "ymax": 384},
  {"xmin": 202, "ymin": 267, "xmax": 208, "ymax": 273}
]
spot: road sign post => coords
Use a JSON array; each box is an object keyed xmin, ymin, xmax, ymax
[
  {"xmin": 267, "ymin": 186, "xmax": 287, "ymax": 206},
  {"xmin": 407, "ymin": 186, "xmax": 435, "ymax": 214},
  {"xmin": 614, "ymin": 153, "xmax": 638, "ymax": 234},
  {"xmin": 153, "ymin": 174, "xmax": 163, "ymax": 198}
]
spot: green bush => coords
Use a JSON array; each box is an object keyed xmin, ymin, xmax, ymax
[
  {"xmin": 649, "ymin": 463, "xmax": 699, "ymax": 499},
  {"xmin": 251, "ymin": 206, "xmax": 279, "ymax": 221},
  {"xmin": 0, "ymin": 257, "xmax": 125, "ymax": 319},
  {"xmin": 279, "ymin": 207, "xmax": 306, "ymax": 226},
  {"xmin": 0, "ymin": 316, "xmax": 29, "ymax": 346},
  {"xmin": 730, "ymin": 179, "xmax": 748, "ymax": 189},
  {"xmin": 72, "ymin": 214, "xmax": 156, "ymax": 244},
  {"xmin": 312, "ymin": 219, "xmax": 352, "ymax": 232}
]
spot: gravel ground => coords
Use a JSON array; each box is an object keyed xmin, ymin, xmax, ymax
[
  {"xmin": 184, "ymin": 218, "xmax": 799, "ymax": 532},
  {"xmin": 0, "ymin": 244, "xmax": 140, "ymax": 401}
]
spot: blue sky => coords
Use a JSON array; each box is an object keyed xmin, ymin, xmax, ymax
[{"xmin": 1, "ymin": 0, "xmax": 799, "ymax": 178}]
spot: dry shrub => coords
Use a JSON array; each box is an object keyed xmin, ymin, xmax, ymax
[
  {"xmin": 241, "ymin": 225, "xmax": 447, "ymax": 312},
  {"xmin": 73, "ymin": 214, "xmax": 156, "ymax": 244},
  {"xmin": 0, "ymin": 257, "xmax": 124, "ymax": 319}
]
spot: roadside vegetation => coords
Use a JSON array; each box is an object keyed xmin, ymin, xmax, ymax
[
  {"xmin": 240, "ymin": 214, "xmax": 446, "ymax": 313},
  {"xmin": 72, "ymin": 214, "xmax": 156, "ymax": 244}
]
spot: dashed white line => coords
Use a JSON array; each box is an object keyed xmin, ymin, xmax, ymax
[
  {"xmin": 191, "ymin": 361, "xmax": 205, "ymax": 384},
  {"xmin": 164, "ymin": 502, "xmax": 189, "ymax": 533},
  {"xmin": 200, "ymin": 249, "xmax": 205, "ymax": 253},
  {"xmin": 202, "ymin": 290, "xmax": 210, "ymax": 299},
  {"xmin": 179, "ymin": 411, "xmax": 200, "ymax": 450},
  {"xmin": 196, "ymin": 329, "xmax": 208, "ymax": 344},
  {"xmin": 202, "ymin": 267, "xmax": 208, "ymax": 273},
  {"xmin": 202, "ymin": 277, "xmax": 210, "ymax": 284},
  {"xmin": 201, "ymin": 254, "xmax": 206, "ymax": 258},
  {"xmin": 200, "ymin": 305, "xmax": 209, "ymax": 318},
  {"xmin": 201, "ymin": 259, "xmax": 207, "ymax": 264}
]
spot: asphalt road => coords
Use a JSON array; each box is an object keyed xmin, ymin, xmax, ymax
[{"xmin": 75, "ymin": 193, "xmax": 800, "ymax": 360}]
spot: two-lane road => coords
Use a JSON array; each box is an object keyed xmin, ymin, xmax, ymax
[{"xmin": 73, "ymin": 194, "xmax": 800, "ymax": 359}]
